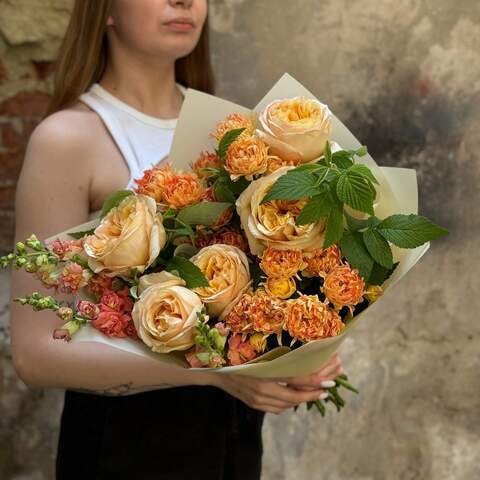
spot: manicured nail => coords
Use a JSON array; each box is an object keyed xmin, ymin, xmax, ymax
[
  {"xmin": 320, "ymin": 380, "xmax": 336, "ymax": 388},
  {"xmin": 319, "ymin": 392, "xmax": 329, "ymax": 400}
]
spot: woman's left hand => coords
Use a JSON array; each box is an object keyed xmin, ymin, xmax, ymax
[{"xmin": 273, "ymin": 352, "xmax": 344, "ymax": 392}]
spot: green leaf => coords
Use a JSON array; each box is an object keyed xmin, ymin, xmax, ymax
[
  {"xmin": 368, "ymin": 261, "xmax": 398, "ymax": 286},
  {"xmin": 363, "ymin": 229, "xmax": 393, "ymax": 269},
  {"xmin": 261, "ymin": 171, "xmax": 320, "ymax": 203},
  {"xmin": 166, "ymin": 256, "xmax": 209, "ymax": 289},
  {"xmin": 218, "ymin": 128, "xmax": 246, "ymax": 162},
  {"xmin": 100, "ymin": 190, "xmax": 134, "ymax": 218},
  {"xmin": 349, "ymin": 163, "xmax": 379, "ymax": 185},
  {"xmin": 331, "ymin": 151, "xmax": 354, "ymax": 169},
  {"xmin": 217, "ymin": 170, "xmax": 250, "ymax": 195},
  {"xmin": 173, "ymin": 243, "xmax": 198, "ymax": 259},
  {"xmin": 296, "ymin": 190, "xmax": 332, "ymax": 225},
  {"xmin": 214, "ymin": 180, "xmax": 236, "ymax": 204},
  {"xmin": 377, "ymin": 214, "xmax": 448, "ymax": 248},
  {"xmin": 323, "ymin": 205, "xmax": 344, "ymax": 248},
  {"xmin": 176, "ymin": 202, "xmax": 231, "ymax": 226},
  {"xmin": 336, "ymin": 171, "xmax": 375, "ymax": 215},
  {"xmin": 294, "ymin": 163, "xmax": 327, "ymax": 172},
  {"xmin": 339, "ymin": 231, "xmax": 374, "ymax": 280},
  {"xmin": 345, "ymin": 211, "xmax": 368, "ymax": 232},
  {"xmin": 67, "ymin": 228, "xmax": 95, "ymax": 239}
]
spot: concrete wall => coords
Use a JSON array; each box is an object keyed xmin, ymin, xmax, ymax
[{"xmin": 1, "ymin": 0, "xmax": 479, "ymax": 478}]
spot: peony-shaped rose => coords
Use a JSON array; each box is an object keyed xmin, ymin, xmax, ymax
[
  {"xmin": 162, "ymin": 172, "xmax": 205, "ymax": 209},
  {"xmin": 225, "ymin": 136, "xmax": 269, "ymax": 181},
  {"xmin": 322, "ymin": 264, "xmax": 365, "ymax": 311},
  {"xmin": 236, "ymin": 167, "xmax": 326, "ymax": 255},
  {"xmin": 84, "ymin": 194, "xmax": 166, "ymax": 277},
  {"xmin": 191, "ymin": 244, "xmax": 251, "ymax": 317},
  {"xmin": 132, "ymin": 271, "xmax": 204, "ymax": 353},
  {"xmin": 285, "ymin": 294, "xmax": 344, "ymax": 342},
  {"xmin": 256, "ymin": 96, "xmax": 332, "ymax": 163},
  {"xmin": 260, "ymin": 247, "xmax": 304, "ymax": 278}
]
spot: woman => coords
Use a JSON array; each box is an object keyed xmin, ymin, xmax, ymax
[{"xmin": 10, "ymin": 1, "xmax": 344, "ymax": 478}]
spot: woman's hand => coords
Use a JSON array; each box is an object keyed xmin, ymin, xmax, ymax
[{"xmin": 210, "ymin": 352, "xmax": 344, "ymax": 414}]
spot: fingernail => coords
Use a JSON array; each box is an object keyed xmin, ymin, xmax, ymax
[
  {"xmin": 319, "ymin": 392, "xmax": 329, "ymax": 400},
  {"xmin": 320, "ymin": 380, "xmax": 336, "ymax": 388}
]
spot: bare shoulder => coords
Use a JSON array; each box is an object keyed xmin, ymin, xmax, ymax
[{"xmin": 27, "ymin": 101, "xmax": 104, "ymax": 164}]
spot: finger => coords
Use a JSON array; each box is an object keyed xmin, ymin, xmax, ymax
[{"xmin": 259, "ymin": 382, "xmax": 328, "ymax": 406}]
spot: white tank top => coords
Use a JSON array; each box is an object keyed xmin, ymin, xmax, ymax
[{"xmin": 79, "ymin": 81, "xmax": 187, "ymax": 190}]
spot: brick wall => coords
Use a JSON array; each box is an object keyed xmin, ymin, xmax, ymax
[{"xmin": 0, "ymin": 0, "xmax": 72, "ymax": 253}]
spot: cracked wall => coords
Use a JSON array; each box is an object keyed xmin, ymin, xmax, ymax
[{"xmin": 1, "ymin": 1, "xmax": 479, "ymax": 479}]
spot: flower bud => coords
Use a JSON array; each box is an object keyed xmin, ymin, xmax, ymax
[
  {"xmin": 15, "ymin": 242, "xmax": 26, "ymax": 253},
  {"xmin": 25, "ymin": 262, "xmax": 38, "ymax": 273},
  {"xmin": 365, "ymin": 285, "xmax": 383, "ymax": 303},
  {"xmin": 26, "ymin": 235, "xmax": 42, "ymax": 251},
  {"xmin": 57, "ymin": 306, "xmax": 74, "ymax": 321},
  {"xmin": 14, "ymin": 257, "xmax": 27, "ymax": 268},
  {"xmin": 249, "ymin": 332, "xmax": 267, "ymax": 353},
  {"xmin": 35, "ymin": 254, "xmax": 49, "ymax": 267}
]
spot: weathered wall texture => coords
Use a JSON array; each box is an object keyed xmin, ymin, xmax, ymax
[{"xmin": 1, "ymin": 0, "xmax": 479, "ymax": 479}]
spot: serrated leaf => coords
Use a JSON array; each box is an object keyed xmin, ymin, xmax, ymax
[
  {"xmin": 68, "ymin": 228, "xmax": 95, "ymax": 239},
  {"xmin": 294, "ymin": 163, "xmax": 326, "ymax": 172},
  {"xmin": 218, "ymin": 128, "xmax": 246, "ymax": 162},
  {"xmin": 296, "ymin": 190, "xmax": 332, "ymax": 225},
  {"xmin": 323, "ymin": 205, "xmax": 344, "ymax": 248},
  {"xmin": 173, "ymin": 243, "xmax": 198, "ymax": 259},
  {"xmin": 261, "ymin": 171, "xmax": 320, "ymax": 203},
  {"xmin": 368, "ymin": 261, "xmax": 398, "ymax": 286},
  {"xmin": 176, "ymin": 202, "xmax": 231, "ymax": 226},
  {"xmin": 336, "ymin": 171, "xmax": 375, "ymax": 215},
  {"xmin": 100, "ymin": 190, "xmax": 134, "ymax": 218},
  {"xmin": 339, "ymin": 231, "xmax": 374, "ymax": 280},
  {"xmin": 166, "ymin": 256, "xmax": 209, "ymax": 289},
  {"xmin": 349, "ymin": 163, "xmax": 379, "ymax": 185},
  {"xmin": 331, "ymin": 151, "xmax": 354, "ymax": 169},
  {"xmin": 377, "ymin": 214, "xmax": 448, "ymax": 248},
  {"xmin": 363, "ymin": 229, "xmax": 393, "ymax": 269}
]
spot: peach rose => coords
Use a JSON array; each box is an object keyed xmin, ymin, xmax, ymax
[
  {"xmin": 84, "ymin": 194, "xmax": 166, "ymax": 277},
  {"xmin": 256, "ymin": 96, "xmax": 332, "ymax": 163},
  {"xmin": 132, "ymin": 271, "xmax": 204, "ymax": 353},
  {"xmin": 191, "ymin": 244, "xmax": 251, "ymax": 317},
  {"xmin": 236, "ymin": 167, "xmax": 326, "ymax": 255}
]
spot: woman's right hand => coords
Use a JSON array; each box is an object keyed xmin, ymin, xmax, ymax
[{"xmin": 210, "ymin": 353, "xmax": 343, "ymax": 414}]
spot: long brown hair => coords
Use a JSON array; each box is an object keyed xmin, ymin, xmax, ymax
[{"xmin": 46, "ymin": 0, "xmax": 215, "ymax": 116}]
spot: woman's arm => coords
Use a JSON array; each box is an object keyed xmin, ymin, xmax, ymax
[{"xmin": 10, "ymin": 113, "xmax": 215, "ymax": 395}]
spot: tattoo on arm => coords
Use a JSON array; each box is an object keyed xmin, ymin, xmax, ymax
[{"xmin": 72, "ymin": 382, "xmax": 175, "ymax": 397}]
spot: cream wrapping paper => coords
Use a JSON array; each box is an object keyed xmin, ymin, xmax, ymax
[{"xmin": 46, "ymin": 73, "xmax": 429, "ymax": 378}]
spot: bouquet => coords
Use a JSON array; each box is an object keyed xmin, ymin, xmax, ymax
[{"xmin": 3, "ymin": 73, "xmax": 447, "ymax": 415}]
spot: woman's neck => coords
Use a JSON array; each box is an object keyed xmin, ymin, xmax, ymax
[{"xmin": 99, "ymin": 49, "xmax": 183, "ymax": 119}]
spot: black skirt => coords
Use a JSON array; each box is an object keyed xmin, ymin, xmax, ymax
[{"xmin": 56, "ymin": 386, "xmax": 265, "ymax": 480}]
